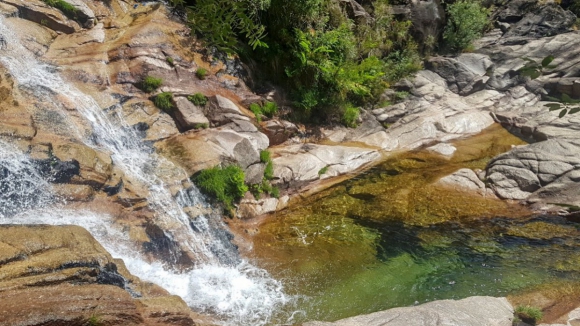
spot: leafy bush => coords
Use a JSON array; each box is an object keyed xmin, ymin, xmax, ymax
[
  {"xmin": 514, "ymin": 305, "xmax": 543, "ymax": 325},
  {"xmin": 44, "ymin": 0, "xmax": 78, "ymax": 20},
  {"xmin": 140, "ymin": 76, "xmax": 163, "ymax": 93},
  {"xmin": 196, "ymin": 68, "xmax": 208, "ymax": 80},
  {"xmin": 154, "ymin": 92, "xmax": 174, "ymax": 112},
  {"xmin": 188, "ymin": 93, "xmax": 208, "ymax": 106},
  {"xmin": 193, "ymin": 165, "xmax": 248, "ymax": 210},
  {"xmin": 341, "ymin": 105, "xmax": 360, "ymax": 128},
  {"xmin": 262, "ymin": 101, "xmax": 278, "ymax": 117},
  {"xmin": 443, "ymin": 0, "xmax": 490, "ymax": 52}
]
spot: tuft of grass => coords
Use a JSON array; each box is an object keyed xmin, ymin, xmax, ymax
[
  {"xmin": 193, "ymin": 165, "xmax": 248, "ymax": 211},
  {"xmin": 249, "ymin": 103, "xmax": 263, "ymax": 123},
  {"xmin": 140, "ymin": 75, "xmax": 163, "ymax": 93},
  {"xmin": 271, "ymin": 186, "xmax": 279, "ymax": 198},
  {"xmin": 187, "ymin": 93, "xmax": 208, "ymax": 106},
  {"xmin": 514, "ymin": 305, "xmax": 543, "ymax": 325},
  {"xmin": 166, "ymin": 57, "xmax": 175, "ymax": 67},
  {"xmin": 260, "ymin": 150, "xmax": 271, "ymax": 163},
  {"xmin": 318, "ymin": 166, "xmax": 329, "ymax": 176},
  {"xmin": 44, "ymin": 0, "xmax": 78, "ymax": 20},
  {"xmin": 264, "ymin": 161, "xmax": 274, "ymax": 180},
  {"xmin": 341, "ymin": 105, "xmax": 360, "ymax": 128},
  {"xmin": 194, "ymin": 123, "xmax": 208, "ymax": 129},
  {"xmin": 154, "ymin": 92, "xmax": 174, "ymax": 112},
  {"xmin": 196, "ymin": 68, "xmax": 208, "ymax": 80},
  {"xmin": 87, "ymin": 314, "xmax": 101, "ymax": 326}
]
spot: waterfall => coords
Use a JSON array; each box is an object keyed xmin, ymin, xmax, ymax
[{"xmin": 0, "ymin": 16, "xmax": 289, "ymax": 325}]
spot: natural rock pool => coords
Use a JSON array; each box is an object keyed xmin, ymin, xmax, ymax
[{"xmin": 238, "ymin": 125, "xmax": 580, "ymax": 324}]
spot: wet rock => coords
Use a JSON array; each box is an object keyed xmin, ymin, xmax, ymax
[
  {"xmin": 427, "ymin": 143, "xmax": 456, "ymax": 157},
  {"xmin": 0, "ymin": 225, "xmax": 198, "ymax": 326},
  {"xmin": 237, "ymin": 197, "xmax": 279, "ymax": 219},
  {"xmin": 51, "ymin": 141, "xmax": 112, "ymax": 188},
  {"xmin": 35, "ymin": 157, "xmax": 80, "ymax": 183},
  {"xmin": 303, "ymin": 296, "xmax": 514, "ymax": 326},
  {"xmin": 437, "ymin": 168, "xmax": 496, "ymax": 198},
  {"xmin": 52, "ymin": 184, "xmax": 94, "ymax": 202}
]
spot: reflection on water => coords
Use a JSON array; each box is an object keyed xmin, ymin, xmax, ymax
[{"xmin": 246, "ymin": 125, "xmax": 580, "ymax": 323}]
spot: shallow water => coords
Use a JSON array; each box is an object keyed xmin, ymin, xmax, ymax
[{"xmin": 248, "ymin": 125, "xmax": 580, "ymax": 324}]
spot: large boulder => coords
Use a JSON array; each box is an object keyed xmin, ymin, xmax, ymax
[
  {"xmin": 0, "ymin": 225, "xmax": 198, "ymax": 326},
  {"xmin": 486, "ymin": 139, "xmax": 580, "ymax": 202},
  {"xmin": 426, "ymin": 54, "xmax": 493, "ymax": 95},
  {"xmin": 304, "ymin": 296, "xmax": 514, "ymax": 326}
]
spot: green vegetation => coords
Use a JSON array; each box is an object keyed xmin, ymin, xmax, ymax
[
  {"xmin": 196, "ymin": 68, "xmax": 208, "ymax": 80},
  {"xmin": 514, "ymin": 305, "xmax": 543, "ymax": 325},
  {"xmin": 260, "ymin": 150, "xmax": 271, "ymax": 163},
  {"xmin": 250, "ymin": 179, "xmax": 280, "ymax": 199},
  {"xmin": 341, "ymin": 105, "xmax": 360, "ymax": 128},
  {"xmin": 318, "ymin": 166, "xmax": 328, "ymax": 176},
  {"xmin": 154, "ymin": 92, "xmax": 174, "ymax": 112},
  {"xmin": 140, "ymin": 76, "xmax": 163, "ymax": 93},
  {"xmin": 188, "ymin": 93, "xmax": 208, "ymax": 106},
  {"xmin": 166, "ymin": 57, "xmax": 175, "ymax": 67},
  {"xmin": 250, "ymin": 103, "xmax": 264, "ymax": 123},
  {"xmin": 193, "ymin": 165, "xmax": 248, "ymax": 211},
  {"xmin": 43, "ymin": 0, "xmax": 79, "ymax": 20},
  {"xmin": 443, "ymin": 0, "xmax": 490, "ymax": 52},
  {"xmin": 249, "ymin": 102, "xmax": 279, "ymax": 123},
  {"xmin": 169, "ymin": 0, "xmax": 422, "ymax": 125},
  {"xmin": 262, "ymin": 101, "xmax": 278, "ymax": 117},
  {"xmin": 194, "ymin": 123, "xmax": 209, "ymax": 129},
  {"xmin": 87, "ymin": 314, "xmax": 101, "ymax": 326}
]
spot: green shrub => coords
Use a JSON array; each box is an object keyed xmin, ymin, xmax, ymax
[
  {"xmin": 271, "ymin": 186, "xmax": 280, "ymax": 198},
  {"xmin": 514, "ymin": 305, "xmax": 543, "ymax": 325},
  {"xmin": 341, "ymin": 105, "xmax": 359, "ymax": 128},
  {"xmin": 44, "ymin": 0, "xmax": 78, "ymax": 20},
  {"xmin": 262, "ymin": 101, "xmax": 278, "ymax": 117},
  {"xmin": 443, "ymin": 0, "xmax": 490, "ymax": 52},
  {"xmin": 193, "ymin": 165, "xmax": 248, "ymax": 210},
  {"xmin": 194, "ymin": 123, "xmax": 208, "ymax": 129},
  {"xmin": 264, "ymin": 161, "xmax": 274, "ymax": 180},
  {"xmin": 260, "ymin": 150, "xmax": 271, "ymax": 163},
  {"xmin": 166, "ymin": 57, "xmax": 175, "ymax": 67},
  {"xmin": 154, "ymin": 92, "xmax": 174, "ymax": 112},
  {"xmin": 188, "ymin": 93, "xmax": 208, "ymax": 106},
  {"xmin": 318, "ymin": 166, "xmax": 328, "ymax": 175},
  {"xmin": 140, "ymin": 76, "xmax": 163, "ymax": 93},
  {"xmin": 196, "ymin": 68, "xmax": 208, "ymax": 80},
  {"xmin": 250, "ymin": 103, "xmax": 263, "ymax": 123}
]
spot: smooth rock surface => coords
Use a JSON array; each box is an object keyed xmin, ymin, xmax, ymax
[{"xmin": 303, "ymin": 296, "xmax": 513, "ymax": 326}]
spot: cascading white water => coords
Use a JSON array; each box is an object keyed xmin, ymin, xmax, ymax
[{"xmin": 0, "ymin": 15, "xmax": 289, "ymax": 325}]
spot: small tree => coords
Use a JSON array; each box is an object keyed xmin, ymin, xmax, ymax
[{"xmin": 443, "ymin": 0, "xmax": 490, "ymax": 52}]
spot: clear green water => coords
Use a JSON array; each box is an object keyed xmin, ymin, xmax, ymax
[{"xmin": 247, "ymin": 125, "xmax": 580, "ymax": 324}]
